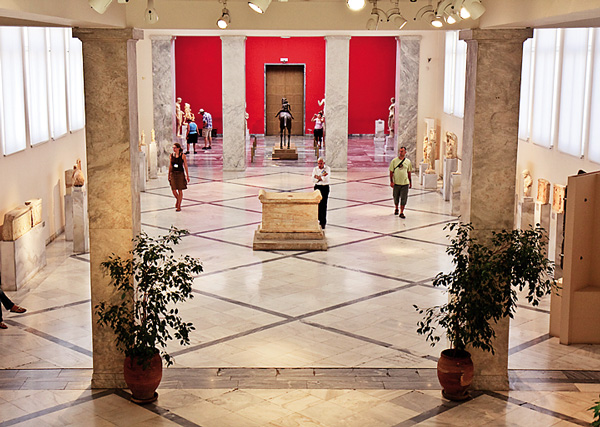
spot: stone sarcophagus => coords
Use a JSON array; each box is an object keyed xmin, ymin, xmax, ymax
[
  {"xmin": 1, "ymin": 205, "xmax": 33, "ymax": 241},
  {"xmin": 253, "ymin": 190, "xmax": 327, "ymax": 250}
]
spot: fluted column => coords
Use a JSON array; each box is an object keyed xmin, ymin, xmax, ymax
[
  {"xmin": 73, "ymin": 28, "xmax": 143, "ymax": 389},
  {"xmin": 395, "ymin": 36, "xmax": 420, "ymax": 163},
  {"xmin": 324, "ymin": 36, "xmax": 350, "ymax": 171},
  {"xmin": 460, "ymin": 28, "xmax": 533, "ymax": 390},
  {"xmin": 221, "ymin": 36, "xmax": 247, "ymax": 171},
  {"xmin": 151, "ymin": 36, "xmax": 175, "ymax": 170}
]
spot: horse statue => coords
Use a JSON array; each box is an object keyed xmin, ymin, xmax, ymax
[{"xmin": 275, "ymin": 98, "xmax": 293, "ymax": 149}]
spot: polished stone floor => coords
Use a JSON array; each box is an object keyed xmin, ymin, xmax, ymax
[{"xmin": 0, "ymin": 137, "xmax": 598, "ymax": 425}]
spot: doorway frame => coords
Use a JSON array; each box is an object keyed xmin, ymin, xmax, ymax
[{"xmin": 263, "ymin": 63, "xmax": 306, "ymax": 136}]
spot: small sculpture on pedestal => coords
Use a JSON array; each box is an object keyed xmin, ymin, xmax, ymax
[
  {"xmin": 388, "ymin": 97, "xmax": 395, "ymax": 136},
  {"xmin": 72, "ymin": 159, "xmax": 85, "ymax": 187},
  {"xmin": 522, "ymin": 169, "xmax": 533, "ymax": 198},
  {"xmin": 423, "ymin": 136, "xmax": 435, "ymax": 173},
  {"xmin": 139, "ymin": 130, "xmax": 146, "ymax": 152},
  {"xmin": 537, "ymin": 179, "xmax": 551, "ymax": 204},
  {"xmin": 445, "ymin": 131, "xmax": 457, "ymax": 159},
  {"xmin": 151, "ymin": 129, "xmax": 156, "ymax": 144},
  {"xmin": 175, "ymin": 97, "xmax": 183, "ymax": 137},
  {"xmin": 552, "ymin": 184, "xmax": 566, "ymax": 213}
]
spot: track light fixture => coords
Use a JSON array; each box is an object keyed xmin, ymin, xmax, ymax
[
  {"xmin": 460, "ymin": 0, "xmax": 485, "ymax": 20},
  {"xmin": 217, "ymin": 2, "xmax": 230, "ymax": 29},
  {"xmin": 144, "ymin": 0, "xmax": 159, "ymax": 23},
  {"xmin": 412, "ymin": 0, "xmax": 483, "ymax": 28},
  {"xmin": 248, "ymin": 0, "xmax": 271, "ymax": 14},
  {"xmin": 347, "ymin": 0, "xmax": 366, "ymax": 11},
  {"xmin": 366, "ymin": 2, "xmax": 381, "ymax": 30},
  {"xmin": 88, "ymin": 0, "xmax": 113, "ymax": 14},
  {"xmin": 366, "ymin": 0, "xmax": 408, "ymax": 31}
]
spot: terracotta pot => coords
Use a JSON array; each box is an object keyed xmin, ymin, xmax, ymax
[
  {"xmin": 437, "ymin": 349, "xmax": 474, "ymax": 401},
  {"xmin": 123, "ymin": 352, "xmax": 162, "ymax": 404}
]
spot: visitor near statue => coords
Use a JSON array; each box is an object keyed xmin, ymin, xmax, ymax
[
  {"xmin": 198, "ymin": 109, "xmax": 213, "ymax": 150},
  {"xmin": 312, "ymin": 111, "xmax": 325, "ymax": 148},
  {"xmin": 185, "ymin": 118, "xmax": 199, "ymax": 154},
  {"xmin": 168, "ymin": 142, "xmax": 189, "ymax": 212},
  {"xmin": 389, "ymin": 146, "xmax": 412, "ymax": 218},
  {"xmin": 312, "ymin": 157, "xmax": 330, "ymax": 229}
]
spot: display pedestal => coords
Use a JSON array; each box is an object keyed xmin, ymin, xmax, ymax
[
  {"xmin": 253, "ymin": 190, "xmax": 327, "ymax": 251},
  {"xmin": 419, "ymin": 163, "xmax": 428, "ymax": 185},
  {"xmin": 534, "ymin": 202, "xmax": 551, "ymax": 252},
  {"xmin": 518, "ymin": 197, "xmax": 535, "ymax": 230},
  {"xmin": 443, "ymin": 158, "xmax": 459, "ymax": 201},
  {"xmin": 385, "ymin": 134, "xmax": 395, "ymax": 152},
  {"xmin": 272, "ymin": 143, "xmax": 298, "ymax": 160},
  {"xmin": 423, "ymin": 173, "xmax": 437, "ymax": 190},
  {"xmin": 64, "ymin": 194, "xmax": 73, "ymax": 241},
  {"xmin": 549, "ymin": 211, "xmax": 565, "ymax": 280},
  {"xmin": 451, "ymin": 172, "xmax": 461, "ymax": 217},
  {"xmin": 72, "ymin": 187, "xmax": 89, "ymax": 254},
  {"xmin": 139, "ymin": 151, "xmax": 147, "ymax": 192},
  {"xmin": 0, "ymin": 222, "xmax": 46, "ymax": 291},
  {"xmin": 148, "ymin": 141, "xmax": 158, "ymax": 179}
]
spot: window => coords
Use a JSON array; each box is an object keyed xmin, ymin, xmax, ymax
[
  {"xmin": 443, "ymin": 31, "xmax": 467, "ymax": 118},
  {"xmin": 67, "ymin": 32, "xmax": 85, "ymax": 132},
  {"xmin": 518, "ymin": 38, "xmax": 533, "ymax": 141},
  {"xmin": 0, "ymin": 27, "xmax": 27, "ymax": 156},
  {"xmin": 25, "ymin": 27, "xmax": 51, "ymax": 145},
  {"xmin": 49, "ymin": 28, "xmax": 68, "ymax": 139},
  {"xmin": 589, "ymin": 29, "xmax": 600, "ymax": 163}
]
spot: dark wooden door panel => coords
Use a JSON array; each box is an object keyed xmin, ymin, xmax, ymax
[{"xmin": 266, "ymin": 65, "xmax": 304, "ymax": 135}]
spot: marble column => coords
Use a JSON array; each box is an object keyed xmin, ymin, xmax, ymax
[
  {"xmin": 221, "ymin": 36, "xmax": 246, "ymax": 171},
  {"xmin": 152, "ymin": 36, "xmax": 175, "ymax": 170},
  {"xmin": 459, "ymin": 29, "xmax": 532, "ymax": 390},
  {"xmin": 325, "ymin": 36, "xmax": 350, "ymax": 171},
  {"xmin": 395, "ymin": 36, "xmax": 420, "ymax": 163},
  {"xmin": 73, "ymin": 28, "xmax": 143, "ymax": 389}
]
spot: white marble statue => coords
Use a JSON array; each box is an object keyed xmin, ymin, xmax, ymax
[
  {"xmin": 388, "ymin": 97, "xmax": 395, "ymax": 134},
  {"xmin": 175, "ymin": 97, "xmax": 183, "ymax": 137},
  {"xmin": 139, "ymin": 130, "xmax": 146, "ymax": 151},
  {"xmin": 522, "ymin": 169, "xmax": 533, "ymax": 197},
  {"xmin": 445, "ymin": 131, "xmax": 457, "ymax": 159}
]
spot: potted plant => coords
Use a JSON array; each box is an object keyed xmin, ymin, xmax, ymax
[
  {"xmin": 414, "ymin": 222, "xmax": 556, "ymax": 401},
  {"xmin": 95, "ymin": 227, "xmax": 203, "ymax": 404},
  {"xmin": 591, "ymin": 397, "xmax": 600, "ymax": 427}
]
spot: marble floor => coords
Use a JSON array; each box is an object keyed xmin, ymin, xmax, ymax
[{"xmin": 0, "ymin": 136, "xmax": 598, "ymax": 426}]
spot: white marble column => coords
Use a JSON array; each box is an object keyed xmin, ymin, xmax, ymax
[
  {"xmin": 395, "ymin": 36, "xmax": 421, "ymax": 163},
  {"xmin": 73, "ymin": 28, "xmax": 143, "ymax": 389},
  {"xmin": 325, "ymin": 36, "xmax": 350, "ymax": 171},
  {"xmin": 152, "ymin": 36, "xmax": 175, "ymax": 170},
  {"xmin": 221, "ymin": 36, "xmax": 246, "ymax": 171},
  {"xmin": 460, "ymin": 29, "xmax": 533, "ymax": 390}
]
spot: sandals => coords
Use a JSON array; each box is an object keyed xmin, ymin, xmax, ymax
[
  {"xmin": 0, "ymin": 322, "xmax": 7, "ymax": 329},
  {"xmin": 10, "ymin": 305, "xmax": 26, "ymax": 313}
]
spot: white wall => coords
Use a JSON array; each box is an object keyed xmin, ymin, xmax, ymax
[{"xmin": 0, "ymin": 130, "xmax": 87, "ymax": 242}]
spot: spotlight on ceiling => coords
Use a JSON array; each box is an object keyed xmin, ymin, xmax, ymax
[
  {"xmin": 217, "ymin": 6, "xmax": 230, "ymax": 29},
  {"xmin": 366, "ymin": 11, "xmax": 380, "ymax": 30},
  {"xmin": 144, "ymin": 0, "xmax": 159, "ymax": 23},
  {"xmin": 431, "ymin": 16, "xmax": 444, "ymax": 27},
  {"xmin": 387, "ymin": 9, "xmax": 407, "ymax": 30},
  {"xmin": 89, "ymin": 0, "xmax": 113, "ymax": 14},
  {"xmin": 438, "ymin": 0, "xmax": 461, "ymax": 24},
  {"xmin": 347, "ymin": 0, "xmax": 366, "ymax": 11},
  {"xmin": 248, "ymin": 0, "xmax": 271, "ymax": 14},
  {"xmin": 460, "ymin": 0, "xmax": 485, "ymax": 20}
]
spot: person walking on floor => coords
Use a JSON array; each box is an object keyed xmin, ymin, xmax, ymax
[
  {"xmin": 389, "ymin": 146, "xmax": 412, "ymax": 218},
  {"xmin": 185, "ymin": 118, "xmax": 199, "ymax": 154},
  {"xmin": 312, "ymin": 111, "xmax": 325, "ymax": 149},
  {"xmin": 312, "ymin": 157, "xmax": 331, "ymax": 229},
  {"xmin": 198, "ymin": 109, "xmax": 213, "ymax": 150},
  {"xmin": 0, "ymin": 288, "xmax": 26, "ymax": 329},
  {"xmin": 168, "ymin": 142, "xmax": 190, "ymax": 212}
]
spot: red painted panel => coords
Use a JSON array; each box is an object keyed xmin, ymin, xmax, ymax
[
  {"xmin": 349, "ymin": 37, "xmax": 396, "ymax": 134},
  {"xmin": 174, "ymin": 37, "xmax": 222, "ymax": 133}
]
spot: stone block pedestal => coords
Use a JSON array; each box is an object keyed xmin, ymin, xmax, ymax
[
  {"xmin": 423, "ymin": 173, "xmax": 437, "ymax": 190},
  {"xmin": 443, "ymin": 158, "xmax": 459, "ymax": 201},
  {"xmin": 253, "ymin": 190, "xmax": 327, "ymax": 250},
  {"xmin": 148, "ymin": 141, "xmax": 158, "ymax": 179},
  {"xmin": 272, "ymin": 144, "xmax": 298, "ymax": 160},
  {"xmin": 518, "ymin": 197, "xmax": 535, "ymax": 230},
  {"xmin": 0, "ymin": 222, "xmax": 47, "ymax": 291},
  {"xmin": 451, "ymin": 172, "xmax": 461, "ymax": 216},
  {"xmin": 72, "ymin": 187, "xmax": 89, "ymax": 254},
  {"xmin": 64, "ymin": 194, "xmax": 73, "ymax": 241},
  {"xmin": 139, "ymin": 151, "xmax": 147, "ymax": 192}
]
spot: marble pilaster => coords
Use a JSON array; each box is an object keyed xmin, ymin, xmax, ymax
[
  {"xmin": 72, "ymin": 187, "xmax": 89, "ymax": 254},
  {"xmin": 325, "ymin": 36, "xmax": 350, "ymax": 171},
  {"xmin": 459, "ymin": 29, "xmax": 533, "ymax": 391},
  {"xmin": 395, "ymin": 36, "xmax": 421, "ymax": 164},
  {"xmin": 73, "ymin": 28, "xmax": 143, "ymax": 389},
  {"xmin": 221, "ymin": 36, "xmax": 247, "ymax": 171},
  {"xmin": 151, "ymin": 36, "xmax": 175, "ymax": 170}
]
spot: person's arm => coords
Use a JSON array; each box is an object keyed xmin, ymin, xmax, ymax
[
  {"xmin": 186, "ymin": 125, "xmax": 190, "ymax": 138},
  {"xmin": 390, "ymin": 171, "xmax": 394, "ymax": 188},
  {"xmin": 408, "ymin": 170, "xmax": 412, "ymax": 188},
  {"xmin": 183, "ymin": 154, "xmax": 190, "ymax": 182},
  {"xmin": 168, "ymin": 155, "xmax": 173, "ymax": 181},
  {"xmin": 311, "ymin": 115, "xmax": 316, "ymax": 122}
]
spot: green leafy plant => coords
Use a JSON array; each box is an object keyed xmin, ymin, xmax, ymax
[
  {"xmin": 591, "ymin": 397, "xmax": 600, "ymax": 427},
  {"xmin": 415, "ymin": 222, "xmax": 556, "ymax": 354},
  {"xmin": 95, "ymin": 227, "xmax": 203, "ymax": 367}
]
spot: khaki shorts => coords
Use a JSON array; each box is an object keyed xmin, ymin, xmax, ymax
[{"xmin": 203, "ymin": 128, "xmax": 212, "ymax": 138}]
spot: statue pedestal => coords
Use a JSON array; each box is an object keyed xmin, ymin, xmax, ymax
[
  {"xmin": 139, "ymin": 151, "xmax": 147, "ymax": 192},
  {"xmin": 549, "ymin": 211, "xmax": 565, "ymax": 280},
  {"xmin": 385, "ymin": 135, "xmax": 395, "ymax": 152},
  {"xmin": 72, "ymin": 187, "xmax": 89, "ymax": 254},
  {"xmin": 423, "ymin": 173, "xmax": 437, "ymax": 190},
  {"xmin": 64, "ymin": 194, "xmax": 73, "ymax": 241},
  {"xmin": 148, "ymin": 141, "xmax": 158, "ymax": 179},
  {"xmin": 272, "ymin": 143, "xmax": 298, "ymax": 160},
  {"xmin": 253, "ymin": 190, "xmax": 327, "ymax": 251},
  {"xmin": 518, "ymin": 197, "xmax": 535, "ymax": 230},
  {"xmin": 443, "ymin": 158, "xmax": 459, "ymax": 201},
  {"xmin": 451, "ymin": 172, "xmax": 461, "ymax": 216},
  {"xmin": 0, "ymin": 222, "xmax": 47, "ymax": 291}
]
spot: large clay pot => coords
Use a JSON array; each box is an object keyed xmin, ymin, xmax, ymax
[
  {"xmin": 123, "ymin": 352, "xmax": 163, "ymax": 404},
  {"xmin": 437, "ymin": 349, "xmax": 474, "ymax": 401}
]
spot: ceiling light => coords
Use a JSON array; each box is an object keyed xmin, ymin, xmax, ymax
[
  {"xmin": 461, "ymin": 0, "xmax": 485, "ymax": 20},
  {"xmin": 89, "ymin": 0, "xmax": 113, "ymax": 14},
  {"xmin": 390, "ymin": 13, "xmax": 407, "ymax": 29},
  {"xmin": 431, "ymin": 16, "xmax": 444, "ymax": 27},
  {"xmin": 347, "ymin": 0, "xmax": 366, "ymax": 11},
  {"xmin": 366, "ymin": 11, "xmax": 380, "ymax": 30},
  {"xmin": 217, "ymin": 8, "xmax": 230, "ymax": 28},
  {"xmin": 144, "ymin": 0, "xmax": 158, "ymax": 23},
  {"xmin": 248, "ymin": 0, "xmax": 271, "ymax": 14}
]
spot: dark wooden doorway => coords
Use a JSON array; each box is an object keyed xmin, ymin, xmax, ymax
[{"xmin": 265, "ymin": 65, "xmax": 304, "ymax": 136}]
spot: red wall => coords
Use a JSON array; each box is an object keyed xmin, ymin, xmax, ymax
[
  {"xmin": 246, "ymin": 37, "xmax": 326, "ymax": 135},
  {"xmin": 174, "ymin": 37, "xmax": 222, "ymax": 132},
  {"xmin": 349, "ymin": 37, "xmax": 396, "ymax": 134},
  {"xmin": 174, "ymin": 36, "xmax": 396, "ymax": 135}
]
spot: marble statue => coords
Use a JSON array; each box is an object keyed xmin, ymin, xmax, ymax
[
  {"xmin": 522, "ymin": 169, "xmax": 533, "ymax": 197},
  {"xmin": 388, "ymin": 97, "xmax": 395, "ymax": 134},
  {"xmin": 184, "ymin": 103, "xmax": 194, "ymax": 122},
  {"xmin": 552, "ymin": 184, "xmax": 566, "ymax": 213},
  {"xmin": 537, "ymin": 178, "xmax": 551, "ymax": 204},
  {"xmin": 175, "ymin": 97, "xmax": 183, "ymax": 136},
  {"xmin": 151, "ymin": 129, "xmax": 156, "ymax": 143},
  {"xmin": 423, "ymin": 136, "xmax": 435, "ymax": 173},
  {"xmin": 445, "ymin": 131, "xmax": 458, "ymax": 159},
  {"xmin": 72, "ymin": 159, "xmax": 85, "ymax": 187},
  {"xmin": 139, "ymin": 130, "xmax": 146, "ymax": 151}
]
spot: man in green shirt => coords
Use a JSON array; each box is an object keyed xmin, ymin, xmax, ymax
[{"xmin": 389, "ymin": 146, "xmax": 412, "ymax": 218}]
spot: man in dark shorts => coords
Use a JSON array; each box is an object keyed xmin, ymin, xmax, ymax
[{"xmin": 389, "ymin": 146, "xmax": 412, "ymax": 218}]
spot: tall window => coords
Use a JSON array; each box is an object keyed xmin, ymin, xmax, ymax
[
  {"xmin": 443, "ymin": 31, "xmax": 467, "ymax": 118},
  {"xmin": 518, "ymin": 39, "xmax": 533, "ymax": 141},
  {"xmin": 589, "ymin": 29, "xmax": 600, "ymax": 163},
  {"xmin": 0, "ymin": 27, "xmax": 27, "ymax": 156},
  {"xmin": 25, "ymin": 27, "xmax": 51, "ymax": 145},
  {"xmin": 67, "ymin": 32, "xmax": 85, "ymax": 131},
  {"xmin": 49, "ymin": 28, "xmax": 68, "ymax": 139}
]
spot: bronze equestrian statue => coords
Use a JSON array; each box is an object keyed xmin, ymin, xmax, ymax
[{"xmin": 275, "ymin": 98, "xmax": 294, "ymax": 149}]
